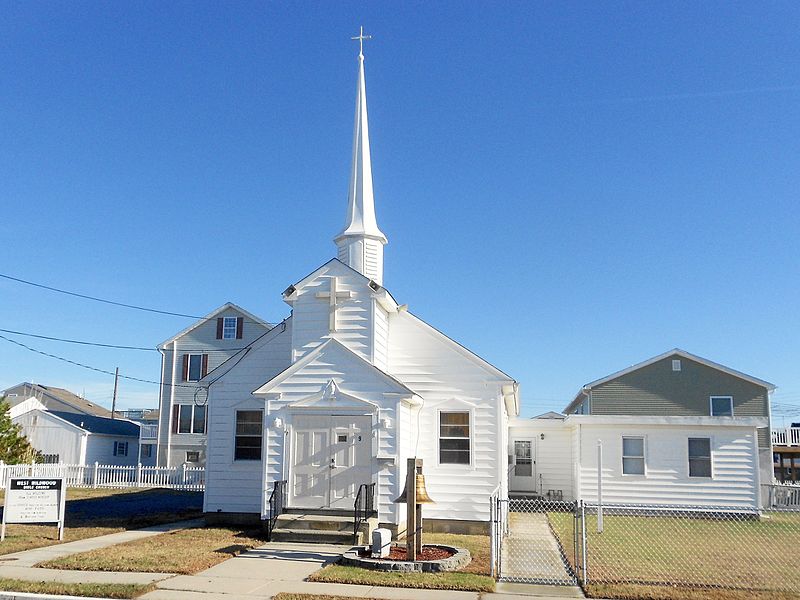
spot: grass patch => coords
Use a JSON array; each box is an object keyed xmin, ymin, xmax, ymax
[
  {"xmin": 39, "ymin": 527, "xmax": 265, "ymax": 574},
  {"xmin": 548, "ymin": 510, "xmax": 800, "ymax": 599},
  {"xmin": 309, "ymin": 564, "xmax": 494, "ymax": 592},
  {"xmin": 587, "ymin": 582, "xmax": 800, "ymax": 600},
  {"xmin": 0, "ymin": 578, "xmax": 153, "ymax": 598},
  {"xmin": 0, "ymin": 488, "xmax": 202, "ymax": 557},
  {"xmin": 307, "ymin": 532, "xmax": 493, "ymax": 592}
]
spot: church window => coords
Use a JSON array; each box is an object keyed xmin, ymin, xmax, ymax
[
  {"xmin": 235, "ymin": 410, "xmax": 263, "ymax": 461},
  {"xmin": 439, "ymin": 411, "xmax": 471, "ymax": 465}
]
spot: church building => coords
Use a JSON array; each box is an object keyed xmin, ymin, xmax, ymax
[{"xmin": 200, "ymin": 35, "xmax": 520, "ymax": 535}]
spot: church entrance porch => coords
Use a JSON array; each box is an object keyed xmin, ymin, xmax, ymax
[{"xmin": 289, "ymin": 414, "xmax": 372, "ymax": 510}]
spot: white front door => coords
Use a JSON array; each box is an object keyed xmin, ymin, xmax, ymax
[
  {"xmin": 510, "ymin": 439, "xmax": 536, "ymax": 493},
  {"xmin": 291, "ymin": 414, "xmax": 372, "ymax": 509}
]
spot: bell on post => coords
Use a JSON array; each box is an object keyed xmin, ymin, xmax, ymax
[{"xmin": 393, "ymin": 473, "xmax": 435, "ymax": 504}]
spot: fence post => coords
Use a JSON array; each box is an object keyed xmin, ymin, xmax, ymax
[
  {"xmin": 597, "ymin": 439, "xmax": 604, "ymax": 533},
  {"xmin": 92, "ymin": 461, "xmax": 99, "ymax": 488},
  {"xmin": 136, "ymin": 463, "xmax": 142, "ymax": 488},
  {"xmin": 182, "ymin": 463, "xmax": 187, "ymax": 488},
  {"xmin": 580, "ymin": 500, "xmax": 588, "ymax": 585}
]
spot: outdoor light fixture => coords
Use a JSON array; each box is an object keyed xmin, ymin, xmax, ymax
[{"xmin": 272, "ymin": 417, "xmax": 283, "ymax": 429}]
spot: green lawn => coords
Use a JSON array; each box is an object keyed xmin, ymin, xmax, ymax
[
  {"xmin": 0, "ymin": 578, "xmax": 153, "ymax": 599},
  {"xmin": 548, "ymin": 510, "xmax": 800, "ymax": 599},
  {"xmin": 307, "ymin": 532, "xmax": 494, "ymax": 592}
]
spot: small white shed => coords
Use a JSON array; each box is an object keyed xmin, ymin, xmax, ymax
[{"xmin": 13, "ymin": 409, "xmax": 140, "ymax": 466}]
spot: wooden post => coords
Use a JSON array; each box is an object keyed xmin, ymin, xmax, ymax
[
  {"xmin": 92, "ymin": 462, "xmax": 99, "ymax": 488},
  {"xmin": 136, "ymin": 463, "xmax": 142, "ymax": 488},
  {"xmin": 406, "ymin": 458, "xmax": 418, "ymax": 561},
  {"xmin": 111, "ymin": 367, "xmax": 119, "ymax": 419}
]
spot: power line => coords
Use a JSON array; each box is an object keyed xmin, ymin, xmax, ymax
[
  {"xmin": 0, "ymin": 272, "xmax": 274, "ymax": 327},
  {"xmin": 0, "ymin": 328, "xmax": 156, "ymax": 352},
  {"xmin": 0, "ymin": 327, "xmax": 252, "ymax": 353},
  {"xmin": 0, "ymin": 273, "xmax": 202, "ymax": 318},
  {"xmin": 0, "ymin": 333, "xmax": 196, "ymax": 389}
]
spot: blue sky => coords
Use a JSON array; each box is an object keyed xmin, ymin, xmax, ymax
[{"xmin": 1, "ymin": 2, "xmax": 798, "ymax": 421}]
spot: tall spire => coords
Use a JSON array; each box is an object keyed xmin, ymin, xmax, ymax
[{"xmin": 335, "ymin": 27, "xmax": 387, "ymax": 285}]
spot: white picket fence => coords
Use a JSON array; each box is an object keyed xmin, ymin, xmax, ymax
[{"xmin": 0, "ymin": 462, "xmax": 204, "ymax": 491}]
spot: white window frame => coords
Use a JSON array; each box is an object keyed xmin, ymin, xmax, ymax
[
  {"xmin": 621, "ymin": 435, "xmax": 646, "ymax": 476},
  {"xmin": 688, "ymin": 436, "xmax": 713, "ymax": 479},
  {"xmin": 672, "ymin": 359, "xmax": 681, "ymax": 371},
  {"xmin": 709, "ymin": 396, "xmax": 734, "ymax": 417},
  {"xmin": 234, "ymin": 409, "xmax": 263, "ymax": 461},
  {"xmin": 176, "ymin": 404, "xmax": 207, "ymax": 434},
  {"xmin": 437, "ymin": 409, "xmax": 472, "ymax": 467},
  {"xmin": 222, "ymin": 316, "xmax": 238, "ymax": 340},
  {"xmin": 187, "ymin": 354, "xmax": 204, "ymax": 382},
  {"xmin": 185, "ymin": 451, "xmax": 200, "ymax": 463}
]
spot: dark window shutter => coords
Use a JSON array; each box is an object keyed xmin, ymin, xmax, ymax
[
  {"xmin": 216, "ymin": 318, "xmax": 224, "ymax": 339},
  {"xmin": 172, "ymin": 405, "xmax": 179, "ymax": 433},
  {"xmin": 236, "ymin": 317, "xmax": 244, "ymax": 339},
  {"xmin": 201, "ymin": 354, "xmax": 209, "ymax": 378},
  {"xmin": 182, "ymin": 354, "xmax": 189, "ymax": 382}
]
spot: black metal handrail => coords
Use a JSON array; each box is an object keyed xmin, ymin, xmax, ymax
[
  {"xmin": 353, "ymin": 482, "xmax": 376, "ymax": 544},
  {"xmin": 266, "ymin": 479, "xmax": 287, "ymax": 541}
]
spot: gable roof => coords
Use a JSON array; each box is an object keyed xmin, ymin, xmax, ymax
[
  {"xmin": 252, "ymin": 338, "xmax": 417, "ymax": 398},
  {"xmin": 533, "ymin": 411, "xmax": 566, "ymax": 420},
  {"xmin": 564, "ymin": 348, "xmax": 776, "ymax": 413},
  {"xmin": 157, "ymin": 302, "xmax": 273, "ymax": 349},
  {"xmin": 48, "ymin": 411, "xmax": 140, "ymax": 436},
  {"xmin": 3, "ymin": 383, "xmax": 112, "ymax": 417}
]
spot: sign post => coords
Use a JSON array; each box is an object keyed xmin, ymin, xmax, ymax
[{"xmin": 1, "ymin": 477, "xmax": 66, "ymax": 541}]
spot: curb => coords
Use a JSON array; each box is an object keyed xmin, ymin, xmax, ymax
[{"xmin": 0, "ymin": 593, "xmax": 108, "ymax": 600}]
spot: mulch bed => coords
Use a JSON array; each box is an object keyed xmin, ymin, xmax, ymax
[{"xmin": 359, "ymin": 545, "xmax": 454, "ymax": 561}]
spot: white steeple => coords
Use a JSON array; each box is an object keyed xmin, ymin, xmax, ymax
[{"xmin": 335, "ymin": 27, "xmax": 388, "ymax": 285}]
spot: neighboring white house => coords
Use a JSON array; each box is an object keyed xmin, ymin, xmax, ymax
[
  {"xmin": 12, "ymin": 405, "xmax": 140, "ymax": 466},
  {"xmin": 155, "ymin": 303, "xmax": 273, "ymax": 467},
  {"xmin": 3, "ymin": 382, "xmax": 112, "ymax": 418},
  {"xmin": 509, "ymin": 350, "xmax": 774, "ymax": 511},
  {"xmin": 199, "ymin": 45, "xmax": 519, "ymax": 535}
]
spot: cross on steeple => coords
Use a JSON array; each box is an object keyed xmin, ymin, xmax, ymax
[
  {"xmin": 351, "ymin": 26, "xmax": 371, "ymax": 57},
  {"xmin": 315, "ymin": 276, "xmax": 353, "ymax": 332}
]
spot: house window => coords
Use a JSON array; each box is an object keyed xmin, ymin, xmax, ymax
[
  {"xmin": 672, "ymin": 359, "xmax": 681, "ymax": 371},
  {"xmin": 41, "ymin": 453, "xmax": 60, "ymax": 464},
  {"xmin": 235, "ymin": 410, "xmax": 263, "ymax": 461},
  {"xmin": 439, "ymin": 411, "xmax": 470, "ymax": 465},
  {"xmin": 689, "ymin": 437, "xmax": 712, "ymax": 478},
  {"xmin": 622, "ymin": 436, "xmax": 645, "ymax": 475},
  {"xmin": 113, "ymin": 441, "xmax": 129, "ymax": 457},
  {"xmin": 141, "ymin": 444, "xmax": 153, "ymax": 459},
  {"xmin": 222, "ymin": 317, "xmax": 238, "ymax": 339},
  {"xmin": 173, "ymin": 405, "xmax": 207, "ymax": 434},
  {"xmin": 188, "ymin": 354, "xmax": 203, "ymax": 381},
  {"xmin": 514, "ymin": 440, "xmax": 532, "ymax": 476},
  {"xmin": 710, "ymin": 396, "xmax": 733, "ymax": 417},
  {"xmin": 186, "ymin": 451, "xmax": 200, "ymax": 463}
]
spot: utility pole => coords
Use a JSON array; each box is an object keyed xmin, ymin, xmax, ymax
[{"xmin": 111, "ymin": 367, "xmax": 119, "ymax": 419}]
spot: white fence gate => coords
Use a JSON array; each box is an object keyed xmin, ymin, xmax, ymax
[{"xmin": 0, "ymin": 462, "xmax": 204, "ymax": 491}]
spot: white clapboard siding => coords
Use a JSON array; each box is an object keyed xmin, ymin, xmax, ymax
[
  {"xmin": 203, "ymin": 322, "xmax": 293, "ymax": 514},
  {"xmin": 575, "ymin": 424, "xmax": 759, "ymax": 509},
  {"xmin": 508, "ymin": 420, "xmax": 573, "ymax": 500},
  {"xmin": 389, "ymin": 311, "xmax": 509, "ymax": 524},
  {"xmin": 0, "ymin": 462, "xmax": 204, "ymax": 491}
]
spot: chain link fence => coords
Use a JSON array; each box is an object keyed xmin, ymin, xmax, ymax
[{"xmin": 494, "ymin": 494, "xmax": 800, "ymax": 596}]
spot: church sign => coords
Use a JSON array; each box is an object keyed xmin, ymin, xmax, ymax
[{"xmin": 1, "ymin": 478, "xmax": 66, "ymax": 541}]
